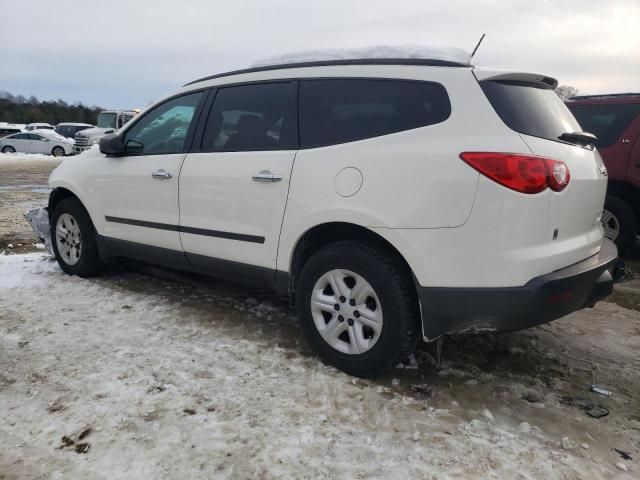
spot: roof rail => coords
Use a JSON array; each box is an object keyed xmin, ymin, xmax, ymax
[
  {"xmin": 184, "ymin": 58, "xmax": 471, "ymax": 86},
  {"xmin": 569, "ymin": 93, "xmax": 640, "ymax": 100}
]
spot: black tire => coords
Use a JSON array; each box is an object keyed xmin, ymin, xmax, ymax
[
  {"xmin": 295, "ymin": 240, "xmax": 420, "ymax": 377},
  {"xmin": 51, "ymin": 197, "xmax": 104, "ymax": 277},
  {"xmin": 2, "ymin": 145, "xmax": 16, "ymax": 153},
  {"xmin": 51, "ymin": 146, "xmax": 65, "ymax": 157},
  {"xmin": 603, "ymin": 195, "xmax": 638, "ymax": 255}
]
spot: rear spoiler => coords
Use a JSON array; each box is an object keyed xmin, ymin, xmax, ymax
[{"xmin": 473, "ymin": 70, "xmax": 558, "ymax": 90}]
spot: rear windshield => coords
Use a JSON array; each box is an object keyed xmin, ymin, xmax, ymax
[
  {"xmin": 567, "ymin": 103, "xmax": 640, "ymax": 148},
  {"xmin": 481, "ymin": 81, "xmax": 581, "ymax": 143}
]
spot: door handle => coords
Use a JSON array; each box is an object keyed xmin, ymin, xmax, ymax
[
  {"xmin": 252, "ymin": 170, "xmax": 282, "ymax": 183},
  {"xmin": 152, "ymin": 169, "xmax": 172, "ymax": 180}
]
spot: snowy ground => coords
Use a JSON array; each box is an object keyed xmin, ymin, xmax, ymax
[
  {"xmin": 0, "ymin": 153, "xmax": 62, "ymax": 164},
  {"xmin": 0, "ymin": 158, "xmax": 639, "ymax": 479}
]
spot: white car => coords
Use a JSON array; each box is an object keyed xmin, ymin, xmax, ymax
[
  {"xmin": 43, "ymin": 57, "xmax": 618, "ymax": 376},
  {"xmin": 0, "ymin": 131, "xmax": 73, "ymax": 156},
  {"xmin": 25, "ymin": 122, "xmax": 54, "ymax": 131}
]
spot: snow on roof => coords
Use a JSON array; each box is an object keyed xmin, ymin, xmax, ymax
[{"xmin": 251, "ymin": 45, "xmax": 471, "ymax": 68}]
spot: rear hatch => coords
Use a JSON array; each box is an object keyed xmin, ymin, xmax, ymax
[{"xmin": 475, "ymin": 70, "xmax": 609, "ymax": 270}]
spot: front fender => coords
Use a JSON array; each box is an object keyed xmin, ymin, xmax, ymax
[{"xmin": 48, "ymin": 181, "xmax": 102, "ymax": 236}]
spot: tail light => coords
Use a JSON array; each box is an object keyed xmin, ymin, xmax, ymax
[{"xmin": 459, "ymin": 152, "xmax": 570, "ymax": 194}]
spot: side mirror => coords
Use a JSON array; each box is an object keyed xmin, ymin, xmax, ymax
[{"xmin": 99, "ymin": 133, "xmax": 125, "ymax": 156}]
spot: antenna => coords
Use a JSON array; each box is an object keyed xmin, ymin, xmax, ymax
[{"xmin": 470, "ymin": 33, "xmax": 486, "ymax": 63}]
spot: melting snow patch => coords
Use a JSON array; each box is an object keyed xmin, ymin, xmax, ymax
[
  {"xmin": 0, "ymin": 153, "xmax": 62, "ymax": 163},
  {"xmin": 252, "ymin": 45, "xmax": 471, "ymax": 67},
  {"xmin": 0, "ymin": 253, "xmax": 56, "ymax": 289}
]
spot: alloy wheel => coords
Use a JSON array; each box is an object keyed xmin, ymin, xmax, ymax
[
  {"xmin": 601, "ymin": 209, "xmax": 620, "ymax": 241},
  {"xmin": 310, "ymin": 269, "xmax": 383, "ymax": 355},
  {"xmin": 55, "ymin": 213, "xmax": 82, "ymax": 265}
]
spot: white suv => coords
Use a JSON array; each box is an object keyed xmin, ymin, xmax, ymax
[{"xmin": 45, "ymin": 58, "xmax": 618, "ymax": 376}]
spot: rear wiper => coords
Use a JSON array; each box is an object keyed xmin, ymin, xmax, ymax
[{"xmin": 558, "ymin": 131, "xmax": 597, "ymax": 148}]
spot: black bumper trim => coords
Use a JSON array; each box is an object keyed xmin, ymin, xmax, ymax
[{"xmin": 418, "ymin": 239, "xmax": 619, "ymax": 340}]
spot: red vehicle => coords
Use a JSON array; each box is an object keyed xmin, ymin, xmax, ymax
[{"xmin": 567, "ymin": 94, "xmax": 640, "ymax": 254}]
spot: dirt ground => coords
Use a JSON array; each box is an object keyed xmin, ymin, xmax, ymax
[
  {"xmin": 0, "ymin": 157, "xmax": 59, "ymax": 252},
  {"xmin": 0, "ymin": 157, "xmax": 639, "ymax": 479}
]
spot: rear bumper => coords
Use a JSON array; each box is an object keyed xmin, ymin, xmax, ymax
[{"xmin": 418, "ymin": 238, "xmax": 619, "ymax": 340}]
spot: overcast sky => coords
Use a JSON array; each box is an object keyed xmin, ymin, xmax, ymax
[{"xmin": 1, "ymin": 0, "xmax": 638, "ymax": 109}]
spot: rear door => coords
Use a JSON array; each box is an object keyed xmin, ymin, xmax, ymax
[
  {"xmin": 13, "ymin": 133, "xmax": 35, "ymax": 152},
  {"xmin": 478, "ymin": 75, "xmax": 609, "ymax": 269},
  {"xmin": 179, "ymin": 81, "xmax": 297, "ymax": 282}
]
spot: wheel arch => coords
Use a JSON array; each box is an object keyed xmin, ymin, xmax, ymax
[
  {"xmin": 48, "ymin": 186, "xmax": 101, "ymax": 233},
  {"xmin": 285, "ymin": 221, "xmax": 417, "ymax": 297},
  {"xmin": 51, "ymin": 144, "xmax": 65, "ymax": 156}
]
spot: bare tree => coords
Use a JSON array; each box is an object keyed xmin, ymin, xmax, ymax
[{"xmin": 555, "ymin": 85, "xmax": 579, "ymax": 100}]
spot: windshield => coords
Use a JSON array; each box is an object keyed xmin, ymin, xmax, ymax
[
  {"xmin": 569, "ymin": 103, "xmax": 640, "ymax": 148},
  {"xmin": 481, "ymin": 81, "xmax": 582, "ymax": 143},
  {"xmin": 97, "ymin": 112, "xmax": 117, "ymax": 129}
]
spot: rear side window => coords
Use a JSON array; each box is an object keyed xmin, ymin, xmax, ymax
[
  {"xmin": 300, "ymin": 79, "xmax": 450, "ymax": 148},
  {"xmin": 568, "ymin": 103, "xmax": 640, "ymax": 148},
  {"xmin": 481, "ymin": 81, "xmax": 581, "ymax": 143},
  {"xmin": 201, "ymin": 82, "xmax": 297, "ymax": 151}
]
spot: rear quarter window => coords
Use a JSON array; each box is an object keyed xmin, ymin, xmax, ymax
[
  {"xmin": 481, "ymin": 81, "xmax": 581, "ymax": 143},
  {"xmin": 568, "ymin": 103, "xmax": 640, "ymax": 148},
  {"xmin": 299, "ymin": 79, "xmax": 451, "ymax": 148}
]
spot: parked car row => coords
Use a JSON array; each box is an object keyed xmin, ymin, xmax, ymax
[
  {"xmin": 0, "ymin": 131, "xmax": 74, "ymax": 156},
  {"xmin": 1, "ymin": 110, "xmax": 141, "ymax": 157},
  {"xmin": 0, "ymin": 122, "xmax": 95, "ymax": 156}
]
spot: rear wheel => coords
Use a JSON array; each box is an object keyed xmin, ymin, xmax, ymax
[
  {"xmin": 51, "ymin": 197, "xmax": 104, "ymax": 277},
  {"xmin": 51, "ymin": 146, "xmax": 65, "ymax": 157},
  {"xmin": 602, "ymin": 195, "xmax": 637, "ymax": 255},
  {"xmin": 295, "ymin": 240, "xmax": 420, "ymax": 377},
  {"xmin": 2, "ymin": 146, "xmax": 16, "ymax": 153}
]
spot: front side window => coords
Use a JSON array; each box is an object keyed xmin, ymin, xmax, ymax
[
  {"xmin": 299, "ymin": 79, "xmax": 451, "ymax": 148},
  {"xmin": 11, "ymin": 133, "xmax": 28, "ymax": 139},
  {"xmin": 123, "ymin": 92, "xmax": 203, "ymax": 155},
  {"xmin": 201, "ymin": 82, "xmax": 296, "ymax": 151}
]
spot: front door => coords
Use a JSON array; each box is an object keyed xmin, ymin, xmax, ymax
[
  {"xmin": 31, "ymin": 134, "xmax": 51, "ymax": 154},
  {"xmin": 179, "ymin": 81, "xmax": 298, "ymax": 283},
  {"xmin": 94, "ymin": 90, "xmax": 206, "ymax": 252}
]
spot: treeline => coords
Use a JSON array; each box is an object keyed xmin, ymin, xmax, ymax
[{"xmin": 0, "ymin": 91, "xmax": 103, "ymax": 125}]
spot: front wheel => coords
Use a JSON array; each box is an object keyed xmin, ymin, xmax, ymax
[
  {"xmin": 51, "ymin": 146, "xmax": 65, "ymax": 157},
  {"xmin": 2, "ymin": 146, "xmax": 16, "ymax": 153},
  {"xmin": 51, "ymin": 197, "xmax": 104, "ymax": 277},
  {"xmin": 295, "ymin": 240, "xmax": 420, "ymax": 377}
]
